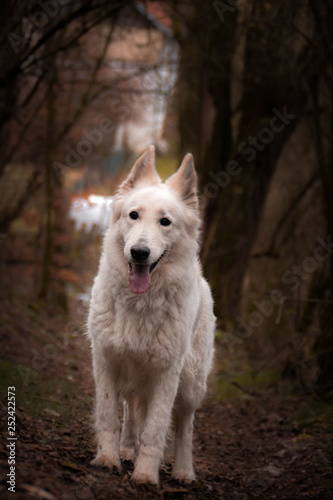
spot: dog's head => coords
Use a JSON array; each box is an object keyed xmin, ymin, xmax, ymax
[{"xmin": 110, "ymin": 146, "xmax": 200, "ymax": 294}]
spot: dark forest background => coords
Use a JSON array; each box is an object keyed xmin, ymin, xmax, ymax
[{"xmin": 1, "ymin": 0, "xmax": 333, "ymax": 399}]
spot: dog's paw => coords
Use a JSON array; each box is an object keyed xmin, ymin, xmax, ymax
[
  {"xmin": 91, "ymin": 454, "xmax": 122, "ymax": 474},
  {"xmin": 120, "ymin": 446, "xmax": 136, "ymax": 463},
  {"xmin": 131, "ymin": 467, "xmax": 159, "ymax": 485},
  {"xmin": 172, "ymin": 468, "xmax": 196, "ymax": 484}
]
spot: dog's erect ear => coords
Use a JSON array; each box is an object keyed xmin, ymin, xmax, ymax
[
  {"xmin": 166, "ymin": 153, "xmax": 198, "ymax": 209},
  {"xmin": 120, "ymin": 145, "xmax": 160, "ymax": 192}
]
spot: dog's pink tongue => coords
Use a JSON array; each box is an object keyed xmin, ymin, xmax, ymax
[{"xmin": 129, "ymin": 264, "xmax": 151, "ymax": 294}]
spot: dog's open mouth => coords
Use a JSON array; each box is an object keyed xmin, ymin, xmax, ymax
[{"xmin": 128, "ymin": 253, "xmax": 165, "ymax": 294}]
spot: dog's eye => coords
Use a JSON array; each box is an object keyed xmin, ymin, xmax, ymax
[
  {"xmin": 129, "ymin": 211, "xmax": 139, "ymax": 220},
  {"xmin": 160, "ymin": 217, "xmax": 171, "ymax": 227}
]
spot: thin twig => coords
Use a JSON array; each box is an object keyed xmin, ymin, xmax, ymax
[{"xmin": 231, "ymin": 381, "xmax": 262, "ymax": 397}]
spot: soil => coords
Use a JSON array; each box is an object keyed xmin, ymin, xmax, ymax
[{"xmin": 0, "ymin": 289, "xmax": 333, "ymax": 500}]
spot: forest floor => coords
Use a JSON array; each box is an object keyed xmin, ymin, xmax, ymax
[{"xmin": 0, "ymin": 278, "xmax": 333, "ymax": 500}]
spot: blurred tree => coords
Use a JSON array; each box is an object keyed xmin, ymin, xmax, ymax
[
  {"xmin": 303, "ymin": 0, "xmax": 333, "ymax": 395},
  {"xmin": 175, "ymin": 0, "xmax": 304, "ymax": 317},
  {"xmin": 174, "ymin": 0, "xmax": 333, "ymax": 394},
  {"xmin": 0, "ymin": 0, "xmax": 128, "ymax": 231},
  {"xmin": 35, "ymin": 19, "xmax": 116, "ymax": 308},
  {"xmin": 0, "ymin": 0, "xmax": 130, "ymax": 307}
]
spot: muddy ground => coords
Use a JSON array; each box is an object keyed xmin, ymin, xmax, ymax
[{"xmin": 0, "ymin": 289, "xmax": 333, "ymax": 500}]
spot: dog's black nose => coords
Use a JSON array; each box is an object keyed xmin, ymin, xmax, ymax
[{"xmin": 131, "ymin": 246, "xmax": 150, "ymax": 262}]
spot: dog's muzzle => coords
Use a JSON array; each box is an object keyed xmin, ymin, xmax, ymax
[{"xmin": 128, "ymin": 249, "xmax": 165, "ymax": 294}]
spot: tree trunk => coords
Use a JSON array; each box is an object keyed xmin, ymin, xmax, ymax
[
  {"xmin": 38, "ymin": 78, "xmax": 57, "ymax": 303},
  {"xmin": 177, "ymin": 2, "xmax": 304, "ymax": 322},
  {"xmin": 38, "ymin": 71, "xmax": 68, "ymax": 313}
]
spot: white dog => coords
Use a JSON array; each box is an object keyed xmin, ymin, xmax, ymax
[{"xmin": 88, "ymin": 146, "xmax": 215, "ymax": 484}]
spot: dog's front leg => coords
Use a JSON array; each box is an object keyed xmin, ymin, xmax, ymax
[
  {"xmin": 91, "ymin": 345, "xmax": 121, "ymax": 473},
  {"xmin": 132, "ymin": 367, "xmax": 180, "ymax": 484}
]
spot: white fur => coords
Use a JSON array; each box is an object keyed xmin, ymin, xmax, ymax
[{"xmin": 88, "ymin": 147, "xmax": 215, "ymax": 484}]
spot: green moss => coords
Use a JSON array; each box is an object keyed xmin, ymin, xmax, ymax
[
  {"xmin": 296, "ymin": 396, "xmax": 333, "ymax": 433},
  {"xmin": 0, "ymin": 358, "xmax": 34, "ymax": 400},
  {"xmin": 214, "ymin": 369, "xmax": 281, "ymax": 400},
  {"xmin": 0, "ymin": 357, "xmax": 87, "ymax": 424}
]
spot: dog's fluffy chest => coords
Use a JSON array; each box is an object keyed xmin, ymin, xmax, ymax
[{"xmin": 89, "ymin": 283, "xmax": 189, "ymax": 369}]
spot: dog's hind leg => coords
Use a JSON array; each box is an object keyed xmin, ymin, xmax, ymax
[
  {"xmin": 120, "ymin": 399, "xmax": 137, "ymax": 463},
  {"xmin": 163, "ymin": 424, "xmax": 175, "ymax": 464}
]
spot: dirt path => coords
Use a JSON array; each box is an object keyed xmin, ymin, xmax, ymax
[
  {"xmin": 1, "ymin": 394, "xmax": 332, "ymax": 499},
  {"xmin": 0, "ymin": 302, "xmax": 332, "ymax": 499}
]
